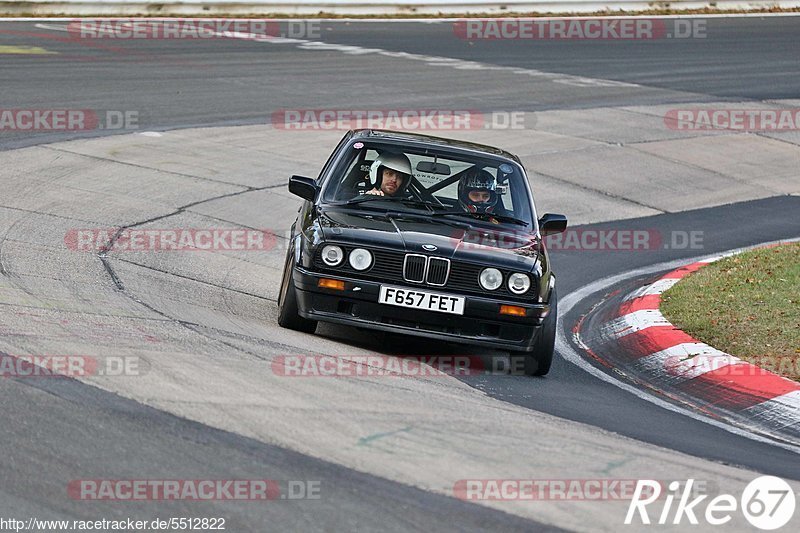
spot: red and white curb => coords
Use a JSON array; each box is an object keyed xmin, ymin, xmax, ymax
[{"xmin": 601, "ymin": 254, "xmax": 800, "ymax": 436}]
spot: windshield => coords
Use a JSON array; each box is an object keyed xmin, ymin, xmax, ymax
[{"xmin": 320, "ymin": 141, "xmax": 535, "ymax": 228}]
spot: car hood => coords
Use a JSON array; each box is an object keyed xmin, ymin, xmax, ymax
[{"xmin": 318, "ymin": 208, "xmax": 539, "ymax": 271}]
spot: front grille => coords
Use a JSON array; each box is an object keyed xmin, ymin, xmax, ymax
[
  {"xmin": 313, "ymin": 246, "xmax": 535, "ymax": 301},
  {"xmin": 403, "ymin": 254, "xmax": 426, "ymax": 283},
  {"xmin": 426, "ymin": 257, "xmax": 450, "ymax": 286},
  {"xmin": 403, "ymin": 254, "xmax": 450, "ymax": 286}
]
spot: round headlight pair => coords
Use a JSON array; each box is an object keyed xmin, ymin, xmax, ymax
[
  {"xmin": 479, "ymin": 268, "xmax": 531, "ymax": 294},
  {"xmin": 321, "ymin": 245, "xmax": 372, "ymax": 271}
]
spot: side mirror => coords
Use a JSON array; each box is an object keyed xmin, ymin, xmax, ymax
[
  {"xmin": 289, "ymin": 175, "xmax": 318, "ymax": 202},
  {"xmin": 538, "ymin": 213, "xmax": 568, "ymax": 235}
]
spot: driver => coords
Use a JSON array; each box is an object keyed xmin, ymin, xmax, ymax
[
  {"xmin": 458, "ymin": 168, "xmax": 499, "ymax": 214},
  {"xmin": 365, "ymin": 152, "xmax": 412, "ymax": 197}
]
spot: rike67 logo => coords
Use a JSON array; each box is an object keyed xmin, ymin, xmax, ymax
[{"xmin": 626, "ymin": 477, "xmax": 796, "ymax": 530}]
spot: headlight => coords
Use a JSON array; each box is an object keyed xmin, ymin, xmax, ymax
[
  {"xmin": 508, "ymin": 273, "xmax": 531, "ymax": 294},
  {"xmin": 348, "ymin": 248, "xmax": 372, "ymax": 271},
  {"xmin": 479, "ymin": 268, "xmax": 503, "ymax": 291},
  {"xmin": 321, "ymin": 245, "xmax": 344, "ymax": 267}
]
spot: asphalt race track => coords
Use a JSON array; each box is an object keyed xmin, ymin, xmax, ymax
[{"xmin": 0, "ymin": 16, "xmax": 799, "ymax": 532}]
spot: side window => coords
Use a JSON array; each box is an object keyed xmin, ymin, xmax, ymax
[{"xmin": 331, "ymin": 148, "xmax": 380, "ymax": 200}]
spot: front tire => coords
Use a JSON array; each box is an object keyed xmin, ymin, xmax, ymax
[
  {"xmin": 511, "ymin": 287, "xmax": 557, "ymax": 376},
  {"xmin": 277, "ymin": 248, "xmax": 317, "ymax": 334}
]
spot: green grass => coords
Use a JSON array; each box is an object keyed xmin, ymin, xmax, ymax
[{"xmin": 661, "ymin": 242, "xmax": 800, "ymax": 381}]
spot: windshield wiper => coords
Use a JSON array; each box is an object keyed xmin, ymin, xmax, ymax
[
  {"xmin": 382, "ymin": 211, "xmax": 471, "ymax": 230},
  {"xmin": 429, "ymin": 211, "xmax": 530, "ymax": 227}
]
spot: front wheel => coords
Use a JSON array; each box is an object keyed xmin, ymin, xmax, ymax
[
  {"xmin": 511, "ymin": 288, "xmax": 557, "ymax": 376},
  {"xmin": 277, "ymin": 250, "xmax": 317, "ymax": 334}
]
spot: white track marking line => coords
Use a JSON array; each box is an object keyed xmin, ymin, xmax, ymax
[
  {"xmin": 296, "ymin": 42, "xmax": 640, "ymax": 87},
  {"xmin": 35, "ymin": 22, "xmax": 639, "ymax": 88},
  {"xmin": 558, "ymin": 236, "xmax": 800, "ymax": 453},
  {"xmin": 34, "ymin": 23, "xmax": 71, "ymax": 32}
]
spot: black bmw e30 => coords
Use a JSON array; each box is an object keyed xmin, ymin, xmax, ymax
[{"xmin": 277, "ymin": 129, "xmax": 567, "ymax": 375}]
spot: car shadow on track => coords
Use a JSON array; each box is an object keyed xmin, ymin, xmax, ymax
[{"xmin": 313, "ymin": 321, "xmax": 539, "ymax": 382}]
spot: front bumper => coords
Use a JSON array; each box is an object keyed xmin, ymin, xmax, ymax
[{"xmin": 293, "ymin": 266, "xmax": 551, "ymax": 352}]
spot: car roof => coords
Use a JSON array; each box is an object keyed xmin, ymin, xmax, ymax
[{"xmin": 350, "ymin": 129, "xmax": 522, "ymax": 164}]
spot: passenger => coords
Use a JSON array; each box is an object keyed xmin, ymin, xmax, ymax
[{"xmin": 458, "ymin": 168, "xmax": 499, "ymax": 214}]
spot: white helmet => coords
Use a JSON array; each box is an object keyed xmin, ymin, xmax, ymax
[{"xmin": 369, "ymin": 152, "xmax": 412, "ymax": 192}]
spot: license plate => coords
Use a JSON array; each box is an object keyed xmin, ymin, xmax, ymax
[{"xmin": 378, "ymin": 285, "xmax": 465, "ymax": 315}]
